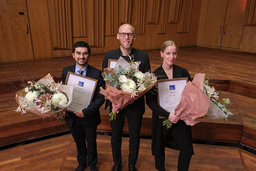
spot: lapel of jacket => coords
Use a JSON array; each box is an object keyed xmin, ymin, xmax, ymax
[
  {"xmin": 85, "ymin": 64, "xmax": 92, "ymax": 77},
  {"xmin": 158, "ymin": 65, "xmax": 168, "ymax": 79},
  {"xmin": 71, "ymin": 65, "xmax": 76, "ymax": 73},
  {"xmin": 172, "ymin": 65, "xmax": 179, "ymax": 78}
]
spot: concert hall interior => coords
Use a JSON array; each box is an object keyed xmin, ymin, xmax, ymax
[{"xmin": 0, "ymin": 0, "xmax": 256, "ymax": 170}]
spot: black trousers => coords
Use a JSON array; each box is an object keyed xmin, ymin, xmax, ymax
[
  {"xmin": 155, "ymin": 120, "xmax": 193, "ymax": 171},
  {"xmin": 68, "ymin": 117, "xmax": 97, "ymax": 167},
  {"xmin": 110, "ymin": 106, "xmax": 143, "ymax": 166}
]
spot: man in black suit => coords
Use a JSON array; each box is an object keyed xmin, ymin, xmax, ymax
[
  {"xmin": 62, "ymin": 41, "xmax": 104, "ymax": 171},
  {"xmin": 102, "ymin": 23, "xmax": 151, "ymax": 171}
]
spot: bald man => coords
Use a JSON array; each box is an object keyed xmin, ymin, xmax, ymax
[{"xmin": 102, "ymin": 23, "xmax": 151, "ymax": 171}]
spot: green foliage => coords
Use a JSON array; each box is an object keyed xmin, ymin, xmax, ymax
[{"xmin": 163, "ymin": 119, "xmax": 173, "ymax": 129}]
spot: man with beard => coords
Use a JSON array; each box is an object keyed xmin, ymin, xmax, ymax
[
  {"xmin": 62, "ymin": 41, "xmax": 104, "ymax": 171},
  {"xmin": 102, "ymin": 23, "xmax": 151, "ymax": 171}
]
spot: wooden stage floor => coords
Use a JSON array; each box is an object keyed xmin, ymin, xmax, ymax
[
  {"xmin": 0, "ymin": 134, "xmax": 256, "ymax": 171},
  {"xmin": 0, "ymin": 47, "xmax": 256, "ymax": 170}
]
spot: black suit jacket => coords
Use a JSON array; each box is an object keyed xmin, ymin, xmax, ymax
[
  {"xmin": 62, "ymin": 64, "xmax": 104, "ymax": 128},
  {"xmin": 146, "ymin": 65, "xmax": 193, "ymax": 156},
  {"xmin": 102, "ymin": 48, "xmax": 151, "ymax": 114}
]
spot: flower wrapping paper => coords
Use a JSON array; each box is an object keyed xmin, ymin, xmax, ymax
[
  {"xmin": 100, "ymin": 82, "xmax": 155, "ymax": 114},
  {"xmin": 174, "ymin": 73, "xmax": 210, "ymax": 126}
]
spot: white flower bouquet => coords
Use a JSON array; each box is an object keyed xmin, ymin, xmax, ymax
[
  {"xmin": 100, "ymin": 57, "xmax": 157, "ymax": 120},
  {"xmin": 15, "ymin": 73, "xmax": 73, "ymax": 119}
]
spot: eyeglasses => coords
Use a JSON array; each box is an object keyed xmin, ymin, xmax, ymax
[{"xmin": 118, "ymin": 32, "xmax": 134, "ymax": 38}]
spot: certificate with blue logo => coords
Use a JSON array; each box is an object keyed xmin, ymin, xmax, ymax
[
  {"xmin": 157, "ymin": 78, "xmax": 188, "ymax": 113},
  {"xmin": 65, "ymin": 71, "xmax": 97, "ymax": 112}
]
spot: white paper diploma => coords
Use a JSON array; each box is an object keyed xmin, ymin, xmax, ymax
[
  {"xmin": 108, "ymin": 58, "xmax": 138, "ymax": 69},
  {"xmin": 65, "ymin": 72, "xmax": 97, "ymax": 112},
  {"xmin": 157, "ymin": 78, "xmax": 187, "ymax": 113},
  {"xmin": 108, "ymin": 59, "xmax": 117, "ymax": 68}
]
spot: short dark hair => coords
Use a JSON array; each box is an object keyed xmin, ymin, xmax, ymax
[{"xmin": 72, "ymin": 41, "xmax": 91, "ymax": 55}]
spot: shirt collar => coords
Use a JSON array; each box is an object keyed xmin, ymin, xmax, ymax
[
  {"xmin": 119, "ymin": 48, "xmax": 135, "ymax": 61},
  {"xmin": 75, "ymin": 64, "xmax": 88, "ymax": 76}
]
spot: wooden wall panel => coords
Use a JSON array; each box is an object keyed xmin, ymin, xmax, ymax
[
  {"xmin": 85, "ymin": 0, "xmax": 105, "ymax": 47},
  {"xmin": 72, "ymin": 0, "xmax": 86, "ymax": 38},
  {"xmin": 2, "ymin": 0, "xmax": 213, "ymax": 61},
  {"xmin": 196, "ymin": 0, "xmax": 208, "ymax": 46},
  {"xmin": 158, "ymin": 0, "xmax": 169, "ymax": 34},
  {"xmin": 221, "ymin": 0, "xmax": 247, "ymax": 50},
  {"xmin": 27, "ymin": 0, "xmax": 52, "ymax": 59},
  {"xmin": 240, "ymin": 26, "xmax": 256, "ymax": 53},
  {"xmin": 244, "ymin": 0, "xmax": 256, "ymax": 25},
  {"xmin": 133, "ymin": 0, "xmax": 146, "ymax": 34},
  {"xmin": 0, "ymin": 0, "xmax": 34, "ymax": 62},
  {"xmin": 3, "ymin": 0, "xmax": 256, "ymax": 62},
  {"xmin": 178, "ymin": 0, "xmax": 193, "ymax": 33},
  {"xmin": 47, "ymin": 0, "xmax": 72, "ymax": 50},
  {"xmin": 168, "ymin": 0, "xmax": 182, "ymax": 24},
  {"xmin": 119, "ymin": 0, "xmax": 132, "ymax": 24},
  {"xmin": 197, "ymin": 0, "xmax": 256, "ymax": 53},
  {"xmin": 105, "ymin": 0, "xmax": 119, "ymax": 36},
  {"xmin": 146, "ymin": 0, "xmax": 161, "ymax": 24}
]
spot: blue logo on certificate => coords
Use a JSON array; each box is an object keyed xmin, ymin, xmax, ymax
[
  {"xmin": 78, "ymin": 81, "xmax": 84, "ymax": 87},
  {"xmin": 169, "ymin": 85, "xmax": 175, "ymax": 90}
]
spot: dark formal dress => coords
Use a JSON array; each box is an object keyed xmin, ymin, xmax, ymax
[
  {"xmin": 62, "ymin": 64, "xmax": 104, "ymax": 168},
  {"xmin": 102, "ymin": 48, "xmax": 151, "ymax": 166},
  {"xmin": 146, "ymin": 65, "xmax": 194, "ymax": 171}
]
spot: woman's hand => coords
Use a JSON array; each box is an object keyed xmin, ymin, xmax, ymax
[
  {"xmin": 168, "ymin": 112, "xmax": 179, "ymax": 123},
  {"xmin": 74, "ymin": 111, "xmax": 85, "ymax": 118}
]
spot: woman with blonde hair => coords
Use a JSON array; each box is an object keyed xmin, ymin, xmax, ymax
[{"xmin": 146, "ymin": 40, "xmax": 194, "ymax": 171}]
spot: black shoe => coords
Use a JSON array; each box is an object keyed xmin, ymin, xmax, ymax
[
  {"xmin": 129, "ymin": 165, "xmax": 137, "ymax": 171},
  {"xmin": 75, "ymin": 164, "xmax": 86, "ymax": 171},
  {"xmin": 112, "ymin": 163, "xmax": 121, "ymax": 171},
  {"xmin": 90, "ymin": 165, "xmax": 98, "ymax": 171}
]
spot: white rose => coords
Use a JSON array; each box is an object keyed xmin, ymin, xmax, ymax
[
  {"xmin": 120, "ymin": 79, "xmax": 136, "ymax": 93},
  {"xmin": 51, "ymin": 93, "xmax": 68, "ymax": 109},
  {"xmin": 119, "ymin": 75, "xmax": 128, "ymax": 83},
  {"xmin": 138, "ymin": 84, "xmax": 146, "ymax": 91},
  {"xmin": 134, "ymin": 71, "xmax": 145, "ymax": 82},
  {"xmin": 25, "ymin": 91, "xmax": 37, "ymax": 104}
]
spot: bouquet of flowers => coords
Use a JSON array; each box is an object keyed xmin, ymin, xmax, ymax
[
  {"xmin": 203, "ymin": 79, "xmax": 232, "ymax": 119},
  {"xmin": 100, "ymin": 57, "xmax": 157, "ymax": 120},
  {"xmin": 15, "ymin": 73, "xmax": 73, "ymax": 119},
  {"xmin": 163, "ymin": 73, "xmax": 232, "ymax": 128}
]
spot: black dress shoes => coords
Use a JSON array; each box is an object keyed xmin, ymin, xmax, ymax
[
  {"xmin": 75, "ymin": 164, "xmax": 86, "ymax": 171},
  {"xmin": 111, "ymin": 163, "xmax": 121, "ymax": 171},
  {"xmin": 129, "ymin": 165, "xmax": 137, "ymax": 171},
  {"xmin": 89, "ymin": 165, "xmax": 98, "ymax": 171}
]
